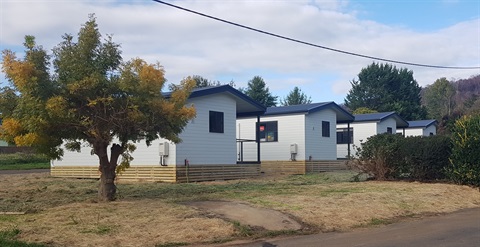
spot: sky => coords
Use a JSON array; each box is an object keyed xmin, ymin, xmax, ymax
[{"xmin": 1, "ymin": 0, "xmax": 479, "ymax": 105}]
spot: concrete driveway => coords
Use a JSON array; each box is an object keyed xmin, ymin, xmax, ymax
[{"xmin": 227, "ymin": 207, "xmax": 480, "ymax": 247}]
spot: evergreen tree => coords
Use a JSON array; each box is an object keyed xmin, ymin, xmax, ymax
[
  {"xmin": 280, "ymin": 86, "xmax": 312, "ymax": 106},
  {"xmin": 192, "ymin": 75, "xmax": 220, "ymax": 88},
  {"xmin": 345, "ymin": 62, "xmax": 426, "ymax": 120},
  {"xmin": 353, "ymin": 107, "xmax": 378, "ymax": 114},
  {"xmin": 244, "ymin": 76, "xmax": 277, "ymax": 107}
]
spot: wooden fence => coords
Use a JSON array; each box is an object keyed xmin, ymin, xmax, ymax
[
  {"xmin": 176, "ymin": 164, "xmax": 260, "ymax": 183},
  {"xmin": 50, "ymin": 160, "xmax": 347, "ymax": 182},
  {"xmin": 51, "ymin": 164, "xmax": 261, "ymax": 183},
  {"xmin": 261, "ymin": 160, "xmax": 348, "ymax": 175}
]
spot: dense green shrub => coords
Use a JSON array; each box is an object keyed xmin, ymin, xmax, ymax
[
  {"xmin": 446, "ymin": 114, "xmax": 480, "ymax": 187},
  {"xmin": 402, "ymin": 135, "xmax": 451, "ymax": 180},
  {"xmin": 349, "ymin": 133, "xmax": 452, "ymax": 181},
  {"xmin": 349, "ymin": 133, "xmax": 404, "ymax": 180},
  {"xmin": 0, "ymin": 153, "xmax": 49, "ymax": 165}
]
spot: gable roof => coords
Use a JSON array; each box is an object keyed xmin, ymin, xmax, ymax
[
  {"xmin": 406, "ymin": 120, "xmax": 438, "ymax": 128},
  {"xmin": 164, "ymin": 85, "xmax": 266, "ymax": 117},
  {"xmin": 354, "ymin": 112, "xmax": 409, "ymax": 128},
  {"xmin": 262, "ymin": 102, "xmax": 354, "ymax": 123}
]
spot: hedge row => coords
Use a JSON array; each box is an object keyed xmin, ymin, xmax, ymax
[
  {"xmin": 349, "ymin": 133, "xmax": 452, "ymax": 181},
  {"xmin": 0, "ymin": 153, "xmax": 50, "ymax": 165}
]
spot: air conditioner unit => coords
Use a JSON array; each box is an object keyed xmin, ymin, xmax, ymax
[
  {"xmin": 290, "ymin": 143, "xmax": 298, "ymax": 154},
  {"xmin": 159, "ymin": 142, "xmax": 169, "ymax": 156}
]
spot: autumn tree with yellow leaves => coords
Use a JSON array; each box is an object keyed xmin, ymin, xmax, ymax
[
  {"xmin": 446, "ymin": 114, "xmax": 480, "ymax": 187},
  {"xmin": 0, "ymin": 15, "xmax": 196, "ymax": 201}
]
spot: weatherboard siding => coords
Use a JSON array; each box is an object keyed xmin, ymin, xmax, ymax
[
  {"xmin": 337, "ymin": 121, "xmax": 377, "ymax": 158},
  {"xmin": 53, "ymin": 94, "xmax": 238, "ymax": 168},
  {"xmin": 237, "ymin": 109, "xmax": 338, "ymax": 162},
  {"xmin": 236, "ymin": 117, "xmax": 258, "ymax": 162},
  {"xmin": 377, "ymin": 118, "xmax": 397, "ymax": 134},
  {"xmin": 175, "ymin": 93, "xmax": 237, "ymax": 165},
  {"xmin": 351, "ymin": 122, "xmax": 377, "ymax": 150},
  {"xmin": 423, "ymin": 124, "xmax": 437, "ymax": 136},
  {"xmin": 399, "ymin": 124, "xmax": 437, "ymax": 137},
  {"xmin": 52, "ymin": 143, "xmax": 100, "ymax": 167},
  {"xmin": 336, "ymin": 144, "xmax": 349, "ymax": 159},
  {"xmin": 265, "ymin": 114, "xmax": 306, "ymax": 161},
  {"xmin": 51, "ymin": 138, "xmax": 178, "ymax": 167},
  {"xmin": 337, "ymin": 117, "xmax": 405, "ymax": 158},
  {"xmin": 237, "ymin": 113, "xmax": 307, "ymax": 161},
  {"xmin": 129, "ymin": 138, "xmax": 178, "ymax": 166},
  {"xmin": 401, "ymin": 128, "xmax": 422, "ymax": 136},
  {"xmin": 304, "ymin": 109, "xmax": 337, "ymax": 160}
]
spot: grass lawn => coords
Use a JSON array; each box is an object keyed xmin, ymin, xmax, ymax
[
  {"xmin": 0, "ymin": 153, "xmax": 50, "ymax": 170},
  {"xmin": 0, "ymin": 163, "xmax": 50, "ymax": 170},
  {"xmin": 0, "ymin": 171, "xmax": 479, "ymax": 247},
  {"xmin": 0, "ymin": 229, "xmax": 47, "ymax": 247}
]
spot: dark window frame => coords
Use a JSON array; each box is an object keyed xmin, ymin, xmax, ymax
[
  {"xmin": 322, "ymin": 121, "xmax": 330, "ymax": 137},
  {"xmin": 387, "ymin": 127, "xmax": 393, "ymax": 134},
  {"xmin": 258, "ymin": 121, "xmax": 278, "ymax": 142},
  {"xmin": 209, "ymin": 111, "xmax": 224, "ymax": 133},
  {"xmin": 336, "ymin": 127, "xmax": 353, "ymax": 144}
]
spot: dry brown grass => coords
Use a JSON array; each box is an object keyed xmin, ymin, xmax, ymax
[
  {"xmin": 249, "ymin": 181, "xmax": 480, "ymax": 231},
  {"xmin": 1, "ymin": 172, "xmax": 480, "ymax": 247},
  {"xmin": 14, "ymin": 200, "xmax": 234, "ymax": 247}
]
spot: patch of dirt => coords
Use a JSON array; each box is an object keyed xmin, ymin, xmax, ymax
[{"xmin": 185, "ymin": 200, "xmax": 302, "ymax": 231}]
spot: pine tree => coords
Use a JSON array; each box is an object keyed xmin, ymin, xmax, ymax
[
  {"xmin": 280, "ymin": 86, "xmax": 312, "ymax": 106},
  {"xmin": 345, "ymin": 63, "xmax": 426, "ymax": 120},
  {"xmin": 243, "ymin": 76, "xmax": 277, "ymax": 107}
]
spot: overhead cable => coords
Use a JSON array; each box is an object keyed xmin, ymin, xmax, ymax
[{"xmin": 152, "ymin": 0, "xmax": 480, "ymax": 70}]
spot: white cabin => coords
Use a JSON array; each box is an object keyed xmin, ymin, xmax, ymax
[
  {"xmin": 397, "ymin": 120, "xmax": 437, "ymax": 137},
  {"xmin": 237, "ymin": 102, "xmax": 354, "ymax": 162},
  {"xmin": 336, "ymin": 112, "xmax": 408, "ymax": 159},
  {"xmin": 51, "ymin": 85, "xmax": 266, "ymax": 182}
]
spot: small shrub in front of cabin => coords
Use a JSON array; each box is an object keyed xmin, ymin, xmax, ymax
[
  {"xmin": 348, "ymin": 133, "xmax": 404, "ymax": 180},
  {"xmin": 446, "ymin": 114, "xmax": 480, "ymax": 187}
]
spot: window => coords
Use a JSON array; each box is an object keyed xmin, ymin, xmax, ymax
[
  {"xmin": 429, "ymin": 132, "xmax": 434, "ymax": 136},
  {"xmin": 209, "ymin": 111, "xmax": 224, "ymax": 133},
  {"xmin": 336, "ymin": 128, "xmax": 353, "ymax": 144},
  {"xmin": 258, "ymin": 121, "xmax": 278, "ymax": 142},
  {"xmin": 387, "ymin": 127, "xmax": 393, "ymax": 134},
  {"xmin": 322, "ymin": 121, "xmax": 330, "ymax": 137}
]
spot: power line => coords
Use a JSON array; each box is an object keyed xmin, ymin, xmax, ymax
[{"xmin": 152, "ymin": 0, "xmax": 480, "ymax": 70}]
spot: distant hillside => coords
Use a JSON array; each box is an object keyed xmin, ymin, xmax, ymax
[
  {"xmin": 420, "ymin": 74, "xmax": 479, "ymax": 134},
  {"xmin": 454, "ymin": 74, "xmax": 480, "ymax": 107},
  {"xmin": 421, "ymin": 74, "xmax": 480, "ymax": 112}
]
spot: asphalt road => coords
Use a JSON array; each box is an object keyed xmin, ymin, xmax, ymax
[{"xmin": 232, "ymin": 207, "xmax": 480, "ymax": 247}]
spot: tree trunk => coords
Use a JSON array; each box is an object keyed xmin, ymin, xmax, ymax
[
  {"xmin": 99, "ymin": 164, "xmax": 117, "ymax": 201},
  {"xmin": 96, "ymin": 142, "xmax": 123, "ymax": 202}
]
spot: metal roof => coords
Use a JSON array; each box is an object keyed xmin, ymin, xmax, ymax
[
  {"xmin": 406, "ymin": 120, "xmax": 438, "ymax": 128},
  {"xmin": 262, "ymin": 102, "xmax": 354, "ymax": 123},
  {"xmin": 163, "ymin": 85, "xmax": 266, "ymax": 117},
  {"xmin": 354, "ymin": 112, "xmax": 409, "ymax": 128}
]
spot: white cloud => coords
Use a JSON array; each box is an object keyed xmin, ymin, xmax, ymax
[{"xmin": 1, "ymin": 0, "xmax": 479, "ymax": 103}]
